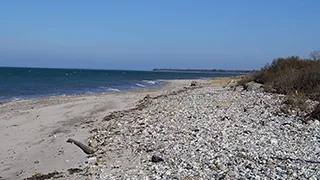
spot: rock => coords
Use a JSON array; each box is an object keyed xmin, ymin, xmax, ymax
[
  {"xmin": 270, "ymin": 139, "xmax": 278, "ymax": 145},
  {"xmin": 243, "ymin": 81, "xmax": 263, "ymax": 91},
  {"xmin": 190, "ymin": 81, "xmax": 200, "ymax": 87},
  {"xmin": 217, "ymin": 164, "xmax": 227, "ymax": 171},
  {"xmin": 151, "ymin": 155, "xmax": 164, "ymax": 163},
  {"xmin": 88, "ymin": 139, "xmax": 98, "ymax": 148},
  {"xmin": 87, "ymin": 157, "xmax": 97, "ymax": 164},
  {"xmin": 234, "ymin": 86, "xmax": 244, "ymax": 91}
]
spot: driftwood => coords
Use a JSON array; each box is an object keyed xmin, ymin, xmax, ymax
[
  {"xmin": 271, "ymin": 156, "xmax": 320, "ymax": 164},
  {"xmin": 67, "ymin": 138, "xmax": 94, "ymax": 154}
]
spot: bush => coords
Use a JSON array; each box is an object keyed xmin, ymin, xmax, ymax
[
  {"xmin": 251, "ymin": 55, "xmax": 320, "ymax": 118},
  {"xmin": 252, "ymin": 56, "xmax": 320, "ymax": 101}
]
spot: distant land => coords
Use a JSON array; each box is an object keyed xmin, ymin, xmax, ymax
[{"xmin": 153, "ymin": 68, "xmax": 255, "ymax": 74}]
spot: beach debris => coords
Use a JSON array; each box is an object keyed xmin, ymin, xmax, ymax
[
  {"xmin": 103, "ymin": 111, "xmax": 121, "ymax": 121},
  {"xmin": 144, "ymin": 94, "xmax": 151, "ymax": 100},
  {"xmin": 67, "ymin": 168, "xmax": 82, "ymax": 175},
  {"xmin": 24, "ymin": 171, "xmax": 62, "ymax": 180},
  {"xmin": 151, "ymin": 155, "xmax": 164, "ymax": 163},
  {"xmin": 66, "ymin": 138, "xmax": 94, "ymax": 154}
]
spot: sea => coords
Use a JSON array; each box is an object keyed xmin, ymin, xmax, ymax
[{"xmin": 0, "ymin": 67, "xmax": 242, "ymax": 103}]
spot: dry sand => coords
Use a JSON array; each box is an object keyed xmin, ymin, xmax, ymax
[{"xmin": 0, "ymin": 79, "xmax": 209, "ymax": 180}]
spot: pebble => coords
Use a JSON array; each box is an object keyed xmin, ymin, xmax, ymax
[
  {"xmin": 270, "ymin": 139, "xmax": 278, "ymax": 145},
  {"xmin": 151, "ymin": 155, "xmax": 164, "ymax": 163}
]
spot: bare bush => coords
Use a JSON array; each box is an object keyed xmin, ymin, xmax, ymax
[
  {"xmin": 251, "ymin": 54, "xmax": 320, "ymax": 116},
  {"xmin": 310, "ymin": 50, "xmax": 320, "ymax": 61}
]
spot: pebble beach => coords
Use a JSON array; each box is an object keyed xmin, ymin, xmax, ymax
[
  {"xmin": 1, "ymin": 79, "xmax": 319, "ymax": 179},
  {"xmin": 66, "ymin": 79, "xmax": 320, "ymax": 179}
]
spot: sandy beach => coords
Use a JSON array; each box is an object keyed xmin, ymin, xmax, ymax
[
  {"xmin": 0, "ymin": 80, "xmax": 209, "ymax": 180},
  {"xmin": 1, "ymin": 79, "xmax": 319, "ymax": 180}
]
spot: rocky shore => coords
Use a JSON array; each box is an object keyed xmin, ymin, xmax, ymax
[{"xmin": 58, "ymin": 80, "xmax": 320, "ymax": 179}]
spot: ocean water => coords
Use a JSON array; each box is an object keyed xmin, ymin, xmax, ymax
[{"xmin": 0, "ymin": 67, "xmax": 242, "ymax": 102}]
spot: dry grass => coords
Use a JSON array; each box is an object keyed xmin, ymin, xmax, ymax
[
  {"xmin": 252, "ymin": 56, "xmax": 320, "ymax": 100},
  {"xmin": 211, "ymin": 76, "xmax": 248, "ymax": 87},
  {"xmin": 251, "ymin": 56, "xmax": 320, "ymax": 119},
  {"xmin": 210, "ymin": 77, "xmax": 236, "ymax": 86},
  {"xmin": 283, "ymin": 93, "xmax": 308, "ymax": 112}
]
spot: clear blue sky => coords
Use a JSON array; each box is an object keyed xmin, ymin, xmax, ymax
[{"xmin": 0, "ymin": 0, "xmax": 319, "ymax": 70}]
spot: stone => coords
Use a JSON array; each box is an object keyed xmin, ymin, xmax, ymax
[
  {"xmin": 151, "ymin": 155, "xmax": 164, "ymax": 163},
  {"xmin": 244, "ymin": 81, "xmax": 263, "ymax": 91},
  {"xmin": 190, "ymin": 81, "xmax": 200, "ymax": 87},
  {"xmin": 270, "ymin": 139, "xmax": 278, "ymax": 145}
]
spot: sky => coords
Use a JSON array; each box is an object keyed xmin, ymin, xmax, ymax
[{"xmin": 0, "ymin": 0, "xmax": 320, "ymax": 70}]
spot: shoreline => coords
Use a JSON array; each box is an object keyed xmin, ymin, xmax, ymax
[
  {"xmin": 0, "ymin": 76, "xmax": 238, "ymax": 105},
  {"xmin": 0, "ymin": 79, "xmax": 208, "ymax": 179},
  {"xmin": 0, "ymin": 78, "xmax": 214, "ymax": 105},
  {"xmin": 0, "ymin": 81, "xmax": 168, "ymax": 105}
]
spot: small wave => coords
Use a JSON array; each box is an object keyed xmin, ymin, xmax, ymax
[
  {"xmin": 136, "ymin": 83, "xmax": 146, "ymax": 87},
  {"xmin": 11, "ymin": 97, "xmax": 22, "ymax": 102},
  {"xmin": 142, "ymin": 80, "xmax": 157, "ymax": 85},
  {"xmin": 107, "ymin": 88, "xmax": 120, "ymax": 92},
  {"xmin": 200, "ymin": 77, "xmax": 210, "ymax": 80},
  {"xmin": 99, "ymin": 86, "xmax": 121, "ymax": 92}
]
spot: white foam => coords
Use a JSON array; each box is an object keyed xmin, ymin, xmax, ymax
[
  {"xmin": 136, "ymin": 83, "xmax": 146, "ymax": 87},
  {"xmin": 99, "ymin": 86, "xmax": 120, "ymax": 92},
  {"xmin": 142, "ymin": 80, "xmax": 157, "ymax": 84},
  {"xmin": 107, "ymin": 88, "xmax": 120, "ymax": 92},
  {"xmin": 11, "ymin": 97, "xmax": 22, "ymax": 101}
]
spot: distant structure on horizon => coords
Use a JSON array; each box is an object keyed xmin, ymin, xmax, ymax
[{"xmin": 153, "ymin": 68, "xmax": 255, "ymax": 74}]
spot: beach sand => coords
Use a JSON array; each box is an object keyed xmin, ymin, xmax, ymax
[{"xmin": 0, "ymin": 79, "xmax": 208, "ymax": 180}]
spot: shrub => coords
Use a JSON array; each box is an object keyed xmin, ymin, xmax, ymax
[
  {"xmin": 236, "ymin": 76, "xmax": 252, "ymax": 87},
  {"xmin": 283, "ymin": 94, "xmax": 308, "ymax": 112},
  {"xmin": 252, "ymin": 56, "xmax": 320, "ymax": 101},
  {"xmin": 251, "ymin": 55, "xmax": 320, "ymax": 117}
]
